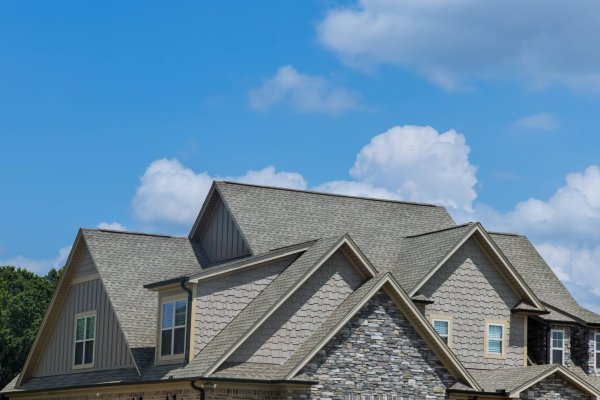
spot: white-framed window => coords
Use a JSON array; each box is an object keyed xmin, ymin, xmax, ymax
[
  {"xmin": 594, "ymin": 332, "xmax": 599, "ymax": 371},
  {"xmin": 550, "ymin": 329, "xmax": 565, "ymax": 365},
  {"xmin": 432, "ymin": 319, "xmax": 451, "ymax": 346},
  {"xmin": 159, "ymin": 298, "xmax": 187, "ymax": 358},
  {"xmin": 73, "ymin": 311, "xmax": 96, "ymax": 368},
  {"xmin": 485, "ymin": 321, "xmax": 506, "ymax": 358}
]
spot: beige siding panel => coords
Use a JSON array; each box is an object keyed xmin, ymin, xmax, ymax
[
  {"xmin": 33, "ymin": 278, "xmax": 134, "ymax": 377},
  {"xmin": 194, "ymin": 257, "xmax": 293, "ymax": 354},
  {"xmin": 229, "ymin": 250, "xmax": 365, "ymax": 364},
  {"xmin": 199, "ymin": 198, "xmax": 249, "ymax": 263},
  {"xmin": 421, "ymin": 237, "xmax": 524, "ymax": 369},
  {"xmin": 74, "ymin": 250, "xmax": 97, "ymax": 277}
]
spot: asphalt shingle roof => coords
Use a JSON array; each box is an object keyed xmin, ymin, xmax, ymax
[{"xmin": 82, "ymin": 229, "xmax": 208, "ymax": 369}]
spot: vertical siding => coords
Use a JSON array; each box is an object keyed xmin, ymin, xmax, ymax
[
  {"xmin": 194, "ymin": 257, "xmax": 292, "ymax": 353},
  {"xmin": 75, "ymin": 250, "xmax": 97, "ymax": 277},
  {"xmin": 228, "ymin": 251, "xmax": 365, "ymax": 364},
  {"xmin": 199, "ymin": 198, "xmax": 249, "ymax": 263},
  {"xmin": 33, "ymin": 278, "xmax": 134, "ymax": 377},
  {"xmin": 421, "ymin": 237, "xmax": 524, "ymax": 369}
]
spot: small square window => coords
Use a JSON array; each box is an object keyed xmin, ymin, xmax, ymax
[
  {"xmin": 485, "ymin": 322, "xmax": 506, "ymax": 357},
  {"xmin": 432, "ymin": 319, "xmax": 450, "ymax": 346}
]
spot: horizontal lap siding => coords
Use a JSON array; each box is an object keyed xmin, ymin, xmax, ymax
[
  {"xmin": 33, "ymin": 270, "xmax": 134, "ymax": 376},
  {"xmin": 421, "ymin": 238, "xmax": 525, "ymax": 369}
]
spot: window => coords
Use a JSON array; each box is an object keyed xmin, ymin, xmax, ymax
[
  {"xmin": 73, "ymin": 312, "xmax": 96, "ymax": 368},
  {"xmin": 485, "ymin": 322, "xmax": 505, "ymax": 357},
  {"xmin": 160, "ymin": 299, "xmax": 187, "ymax": 357},
  {"xmin": 432, "ymin": 319, "xmax": 450, "ymax": 346},
  {"xmin": 595, "ymin": 332, "xmax": 599, "ymax": 371},
  {"xmin": 550, "ymin": 329, "xmax": 564, "ymax": 365}
]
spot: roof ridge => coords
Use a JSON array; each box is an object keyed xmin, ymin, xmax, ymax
[
  {"xmin": 404, "ymin": 222, "xmax": 473, "ymax": 238},
  {"xmin": 85, "ymin": 228, "xmax": 181, "ymax": 239},
  {"xmin": 217, "ymin": 180, "xmax": 443, "ymax": 208},
  {"xmin": 488, "ymin": 230, "xmax": 524, "ymax": 237}
]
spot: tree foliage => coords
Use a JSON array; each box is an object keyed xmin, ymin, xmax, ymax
[{"xmin": 0, "ymin": 266, "xmax": 62, "ymax": 388}]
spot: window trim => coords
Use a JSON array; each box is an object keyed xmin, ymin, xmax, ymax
[
  {"xmin": 549, "ymin": 328, "xmax": 565, "ymax": 366},
  {"xmin": 484, "ymin": 320, "xmax": 507, "ymax": 359},
  {"xmin": 594, "ymin": 332, "xmax": 599, "ymax": 372},
  {"xmin": 157, "ymin": 294, "xmax": 188, "ymax": 362},
  {"xmin": 429, "ymin": 314, "xmax": 453, "ymax": 349},
  {"xmin": 72, "ymin": 310, "xmax": 97, "ymax": 370}
]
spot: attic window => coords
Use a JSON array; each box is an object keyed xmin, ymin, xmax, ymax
[
  {"xmin": 160, "ymin": 298, "xmax": 187, "ymax": 358},
  {"xmin": 430, "ymin": 315, "xmax": 452, "ymax": 347},
  {"xmin": 73, "ymin": 311, "xmax": 96, "ymax": 368},
  {"xmin": 550, "ymin": 329, "xmax": 564, "ymax": 365}
]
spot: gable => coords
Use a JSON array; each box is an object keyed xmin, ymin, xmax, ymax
[
  {"xmin": 225, "ymin": 249, "xmax": 365, "ymax": 365},
  {"xmin": 33, "ymin": 250, "xmax": 135, "ymax": 377},
  {"xmin": 420, "ymin": 237, "xmax": 525, "ymax": 369},
  {"xmin": 193, "ymin": 189, "xmax": 250, "ymax": 263},
  {"xmin": 194, "ymin": 255, "xmax": 293, "ymax": 353},
  {"xmin": 296, "ymin": 291, "xmax": 456, "ymax": 399}
]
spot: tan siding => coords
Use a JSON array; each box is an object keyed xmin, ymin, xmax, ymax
[
  {"xmin": 421, "ymin": 238, "xmax": 524, "ymax": 369},
  {"xmin": 194, "ymin": 257, "xmax": 292, "ymax": 354},
  {"xmin": 199, "ymin": 198, "xmax": 249, "ymax": 262},
  {"xmin": 229, "ymin": 251, "xmax": 364, "ymax": 364},
  {"xmin": 33, "ymin": 278, "xmax": 134, "ymax": 377},
  {"xmin": 74, "ymin": 250, "xmax": 97, "ymax": 277}
]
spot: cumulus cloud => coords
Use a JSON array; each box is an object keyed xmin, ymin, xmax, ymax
[
  {"xmin": 0, "ymin": 246, "xmax": 72, "ymax": 275},
  {"xmin": 321, "ymin": 125, "xmax": 478, "ymax": 211},
  {"xmin": 132, "ymin": 159, "xmax": 307, "ymax": 226},
  {"xmin": 97, "ymin": 222, "xmax": 126, "ymax": 231},
  {"xmin": 514, "ymin": 113, "xmax": 559, "ymax": 131},
  {"xmin": 248, "ymin": 65, "xmax": 360, "ymax": 114},
  {"xmin": 318, "ymin": 0, "xmax": 600, "ymax": 90}
]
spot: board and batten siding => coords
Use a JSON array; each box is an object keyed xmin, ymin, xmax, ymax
[
  {"xmin": 199, "ymin": 197, "xmax": 249, "ymax": 263},
  {"xmin": 194, "ymin": 256, "xmax": 293, "ymax": 354},
  {"xmin": 228, "ymin": 250, "xmax": 365, "ymax": 364},
  {"xmin": 33, "ymin": 251, "xmax": 134, "ymax": 377},
  {"xmin": 420, "ymin": 237, "xmax": 525, "ymax": 370}
]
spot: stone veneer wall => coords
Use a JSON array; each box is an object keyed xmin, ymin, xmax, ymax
[
  {"xmin": 299, "ymin": 292, "xmax": 455, "ymax": 399},
  {"xmin": 528, "ymin": 317, "xmax": 548, "ymax": 365},
  {"xmin": 518, "ymin": 374, "xmax": 593, "ymax": 400}
]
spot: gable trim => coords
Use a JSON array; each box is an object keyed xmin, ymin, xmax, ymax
[
  {"xmin": 409, "ymin": 223, "xmax": 544, "ymax": 311},
  {"xmin": 203, "ymin": 235, "xmax": 376, "ymax": 376},
  {"xmin": 70, "ymin": 273, "xmax": 100, "ymax": 285},
  {"xmin": 187, "ymin": 243, "xmax": 313, "ymax": 284},
  {"xmin": 283, "ymin": 273, "xmax": 481, "ymax": 391},
  {"xmin": 508, "ymin": 365, "xmax": 600, "ymax": 398}
]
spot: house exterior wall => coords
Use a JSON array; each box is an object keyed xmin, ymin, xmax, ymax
[
  {"xmin": 518, "ymin": 374, "xmax": 593, "ymax": 400},
  {"xmin": 229, "ymin": 251, "xmax": 364, "ymax": 364},
  {"xmin": 33, "ymin": 275, "xmax": 134, "ymax": 376},
  {"xmin": 194, "ymin": 257, "xmax": 293, "ymax": 353},
  {"xmin": 198, "ymin": 197, "xmax": 249, "ymax": 263},
  {"xmin": 420, "ymin": 238, "xmax": 525, "ymax": 369},
  {"xmin": 298, "ymin": 291, "xmax": 456, "ymax": 399},
  {"xmin": 74, "ymin": 250, "xmax": 97, "ymax": 277}
]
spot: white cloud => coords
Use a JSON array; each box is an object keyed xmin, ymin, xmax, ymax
[
  {"xmin": 248, "ymin": 65, "xmax": 360, "ymax": 114},
  {"xmin": 0, "ymin": 246, "xmax": 72, "ymax": 275},
  {"xmin": 318, "ymin": 0, "xmax": 600, "ymax": 90},
  {"xmin": 514, "ymin": 113, "xmax": 559, "ymax": 131},
  {"xmin": 132, "ymin": 159, "xmax": 307, "ymax": 226},
  {"xmin": 97, "ymin": 222, "xmax": 126, "ymax": 231},
  {"xmin": 327, "ymin": 125, "xmax": 478, "ymax": 211}
]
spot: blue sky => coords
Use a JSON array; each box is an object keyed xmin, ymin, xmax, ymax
[{"xmin": 2, "ymin": 1, "xmax": 600, "ymax": 311}]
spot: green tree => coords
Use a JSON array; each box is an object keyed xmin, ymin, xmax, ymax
[{"xmin": 0, "ymin": 266, "xmax": 62, "ymax": 388}]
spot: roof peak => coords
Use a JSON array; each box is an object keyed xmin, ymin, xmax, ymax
[{"xmin": 217, "ymin": 180, "xmax": 443, "ymax": 208}]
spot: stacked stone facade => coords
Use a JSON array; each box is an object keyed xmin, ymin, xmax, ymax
[
  {"xmin": 299, "ymin": 292, "xmax": 455, "ymax": 399},
  {"xmin": 519, "ymin": 375, "xmax": 593, "ymax": 400}
]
